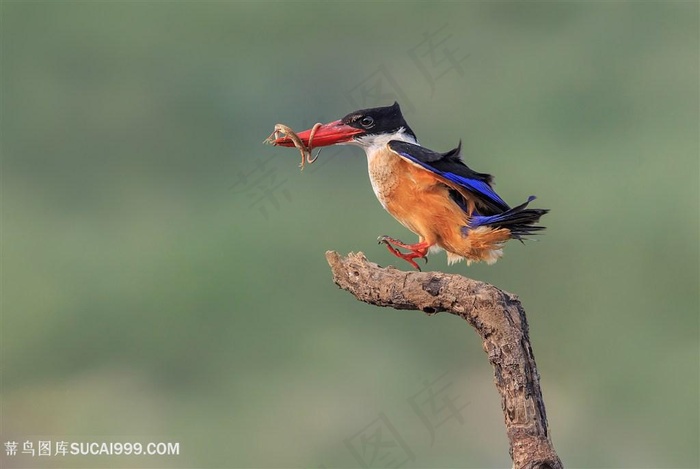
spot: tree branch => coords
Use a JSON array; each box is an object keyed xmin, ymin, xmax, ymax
[{"xmin": 325, "ymin": 251, "xmax": 563, "ymax": 469}]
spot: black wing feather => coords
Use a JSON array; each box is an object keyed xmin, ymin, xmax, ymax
[{"xmin": 388, "ymin": 140, "xmax": 510, "ymax": 214}]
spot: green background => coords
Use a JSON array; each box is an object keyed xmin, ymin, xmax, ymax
[{"xmin": 2, "ymin": 1, "xmax": 698, "ymax": 468}]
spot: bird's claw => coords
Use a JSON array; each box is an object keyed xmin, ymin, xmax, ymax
[{"xmin": 376, "ymin": 235, "xmax": 429, "ymax": 271}]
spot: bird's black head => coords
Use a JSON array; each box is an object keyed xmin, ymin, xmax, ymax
[{"xmin": 340, "ymin": 102, "xmax": 416, "ymax": 141}]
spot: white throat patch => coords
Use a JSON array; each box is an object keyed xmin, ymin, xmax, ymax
[{"xmin": 354, "ymin": 128, "xmax": 417, "ymax": 162}]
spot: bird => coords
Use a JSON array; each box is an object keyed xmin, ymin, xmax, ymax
[{"xmin": 271, "ymin": 101, "xmax": 548, "ymax": 270}]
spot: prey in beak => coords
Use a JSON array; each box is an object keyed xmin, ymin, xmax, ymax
[
  {"xmin": 270, "ymin": 120, "xmax": 364, "ymax": 148},
  {"xmin": 264, "ymin": 120, "xmax": 364, "ymax": 170}
]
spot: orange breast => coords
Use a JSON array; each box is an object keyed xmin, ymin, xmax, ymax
[{"xmin": 367, "ymin": 147, "xmax": 469, "ymax": 245}]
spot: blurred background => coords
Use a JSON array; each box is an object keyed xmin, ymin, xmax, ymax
[{"xmin": 2, "ymin": 2, "xmax": 698, "ymax": 468}]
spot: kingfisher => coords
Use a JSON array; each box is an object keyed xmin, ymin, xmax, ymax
[{"xmin": 271, "ymin": 102, "xmax": 548, "ymax": 270}]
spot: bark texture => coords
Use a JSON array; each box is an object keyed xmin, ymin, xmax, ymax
[{"xmin": 325, "ymin": 251, "xmax": 563, "ymax": 469}]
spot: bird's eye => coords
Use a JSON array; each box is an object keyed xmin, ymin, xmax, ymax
[{"xmin": 360, "ymin": 116, "xmax": 374, "ymax": 128}]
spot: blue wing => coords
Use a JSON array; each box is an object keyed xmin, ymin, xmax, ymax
[{"xmin": 388, "ymin": 140, "xmax": 510, "ymax": 214}]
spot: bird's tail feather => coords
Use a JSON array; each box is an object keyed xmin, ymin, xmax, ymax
[{"xmin": 468, "ymin": 196, "xmax": 548, "ymax": 240}]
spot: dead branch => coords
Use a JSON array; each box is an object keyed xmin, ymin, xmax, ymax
[{"xmin": 325, "ymin": 251, "xmax": 563, "ymax": 469}]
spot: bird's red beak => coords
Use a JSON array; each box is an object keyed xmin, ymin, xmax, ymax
[{"xmin": 273, "ymin": 120, "xmax": 363, "ymax": 148}]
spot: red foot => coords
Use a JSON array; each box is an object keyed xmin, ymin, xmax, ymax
[{"xmin": 377, "ymin": 235, "xmax": 431, "ymax": 271}]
